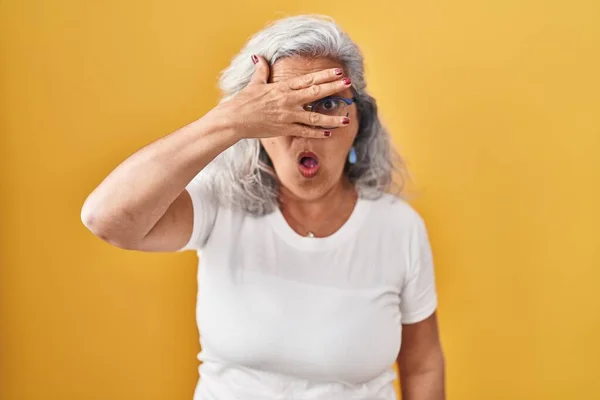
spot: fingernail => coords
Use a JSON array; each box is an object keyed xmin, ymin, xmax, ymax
[
  {"xmin": 342, "ymin": 77, "xmax": 352, "ymax": 85},
  {"xmin": 334, "ymin": 68, "xmax": 343, "ymax": 76},
  {"xmin": 324, "ymin": 131, "xmax": 331, "ymax": 137},
  {"xmin": 251, "ymin": 55, "xmax": 258, "ymax": 64},
  {"xmin": 342, "ymin": 117, "xmax": 350, "ymax": 125}
]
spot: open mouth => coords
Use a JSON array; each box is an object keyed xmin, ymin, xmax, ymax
[{"xmin": 297, "ymin": 151, "xmax": 320, "ymax": 178}]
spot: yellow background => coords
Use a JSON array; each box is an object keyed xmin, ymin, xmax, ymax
[{"xmin": 1, "ymin": 1, "xmax": 599, "ymax": 399}]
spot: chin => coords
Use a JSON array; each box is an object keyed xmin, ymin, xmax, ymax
[{"xmin": 280, "ymin": 172, "xmax": 337, "ymax": 201}]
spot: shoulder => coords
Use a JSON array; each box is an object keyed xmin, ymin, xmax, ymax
[{"xmin": 365, "ymin": 192, "xmax": 425, "ymax": 229}]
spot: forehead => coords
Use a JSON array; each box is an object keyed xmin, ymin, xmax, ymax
[{"xmin": 269, "ymin": 56, "xmax": 345, "ymax": 83}]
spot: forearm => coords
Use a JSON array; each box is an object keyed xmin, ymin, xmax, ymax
[
  {"xmin": 399, "ymin": 362, "xmax": 445, "ymax": 400},
  {"xmin": 81, "ymin": 109, "xmax": 238, "ymax": 242}
]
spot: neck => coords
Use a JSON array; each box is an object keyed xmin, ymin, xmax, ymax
[
  {"xmin": 278, "ymin": 178, "xmax": 357, "ymax": 237},
  {"xmin": 279, "ymin": 179, "xmax": 349, "ymax": 215}
]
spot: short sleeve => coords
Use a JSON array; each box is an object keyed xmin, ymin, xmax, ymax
[
  {"xmin": 400, "ymin": 214, "xmax": 438, "ymax": 324},
  {"xmin": 177, "ymin": 178, "xmax": 219, "ymax": 252}
]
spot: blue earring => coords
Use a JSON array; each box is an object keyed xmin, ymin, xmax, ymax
[{"xmin": 348, "ymin": 146, "xmax": 357, "ymax": 164}]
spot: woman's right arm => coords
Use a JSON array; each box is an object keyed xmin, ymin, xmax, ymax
[
  {"xmin": 80, "ymin": 111, "xmax": 239, "ymax": 252},
  {"xmin": 81, "ymin": 56, "xmax": 350, "ymax": 252}
]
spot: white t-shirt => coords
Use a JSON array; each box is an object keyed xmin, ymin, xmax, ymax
[{"xmin": 181, "ymin": 179, "xmax": 438, "ymax": 400}]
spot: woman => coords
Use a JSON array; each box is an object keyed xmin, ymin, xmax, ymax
[{"xmin": 81, "ymin": 15, "xmax": 445, "ymax": 400}]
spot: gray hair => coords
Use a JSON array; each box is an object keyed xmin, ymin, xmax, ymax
[{"xmin": 200, "ymin": 14, "xmax": 411, "ymax": 215}]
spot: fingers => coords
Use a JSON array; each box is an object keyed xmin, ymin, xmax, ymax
[
  {"xmin": 289, "ymin": 124, "xmax": 333, "ymax": 139},
  {"xmin": 248, "ymin": 55, "xmax": 270, "ymax": 86},
  {"xmin": 289, "ymin": 111, "xmax": 350, "ymax": 129},
  {"xmin": 295, "ymin": 76, "xmax": 352, "ymax": 103},
  {"xmin": 286, "ymin": 68, "xmax": 345, "ymax": 90}
]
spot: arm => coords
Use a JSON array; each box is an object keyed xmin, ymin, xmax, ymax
[
  {"xmin": 80, "ymin": 111, "xmax": 238, "ymax": 251},
  {"xmin": 397, "ymin": 312, "xmax": 446, "ymax": 400}
]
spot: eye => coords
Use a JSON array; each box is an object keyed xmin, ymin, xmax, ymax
[
  {"xmin": 313, "ymin": 98, "xmax": 343, "ymax": 115},
  {"xmin": 322, "ymin": 99, "xmax": 335, "ymax": 110}
]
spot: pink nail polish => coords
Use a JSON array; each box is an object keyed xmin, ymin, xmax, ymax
[
  {"xmin": 342, "ymin": 77, "xmax": 352, "ymax": 85},
  {"xmin": 251, "ymin": 55, "xmax": 258, "ymax": 64},
  {"xmin": 334, "ymin": 68, "xmax": 343, "ymax": 76}
]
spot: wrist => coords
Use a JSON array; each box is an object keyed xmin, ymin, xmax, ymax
[
  {"xmin": 194, "ymin": 105, "xmax": 243, "ymax": 147},
  {"xmin": 211, "ymin": 101, "xmax": 249, "ymax": 138}
]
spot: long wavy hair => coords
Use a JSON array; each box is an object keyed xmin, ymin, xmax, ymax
[{"xmin": 199, "ymin": 15, "xmax": 411, "ymax": 216}]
